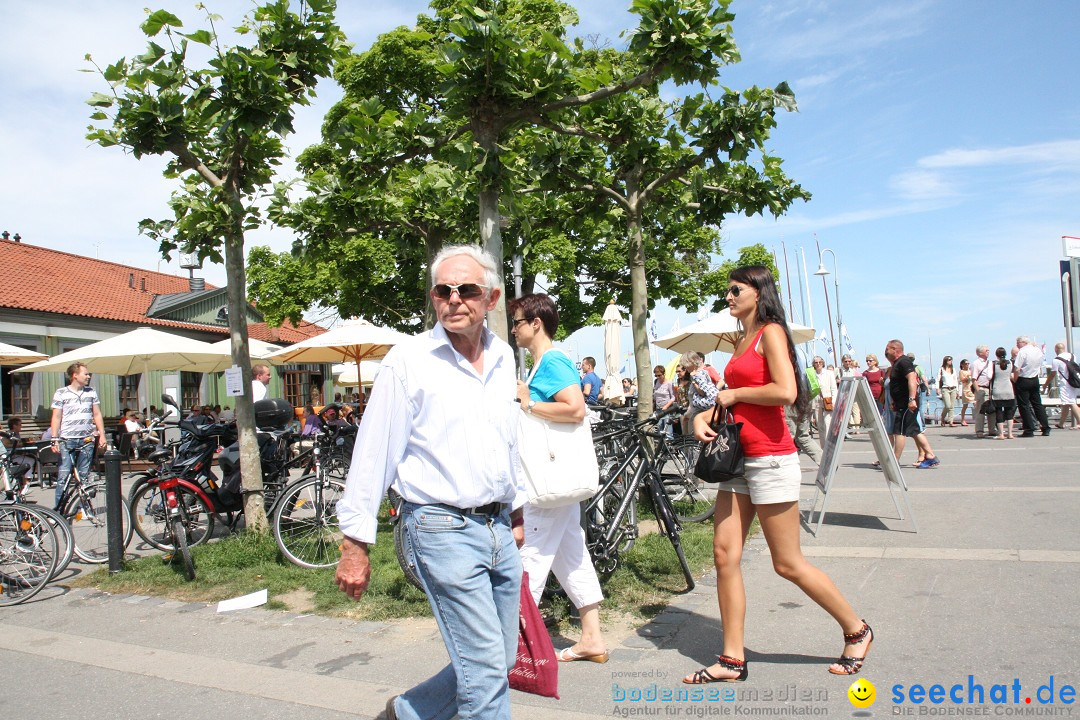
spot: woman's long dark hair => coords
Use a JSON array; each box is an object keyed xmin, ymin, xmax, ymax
[
  {"xmin": 729, "ymin": 265, "xmax": 810, "ymax": 419},
  {"xmin": 996, "ymin": 346, "xmax": 1010, "ymax": 370}
]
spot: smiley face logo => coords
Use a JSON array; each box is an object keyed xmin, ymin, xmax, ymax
[{"xmin": 848, "ymin": 679, "xmax": 876, "ymax": 708}]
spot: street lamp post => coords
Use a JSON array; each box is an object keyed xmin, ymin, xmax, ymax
[{"xmin": 814, "ymin": 244, "xmax": 841, "ymax": 363}]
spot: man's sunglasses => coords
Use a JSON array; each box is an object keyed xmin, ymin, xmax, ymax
[{"xmin": 432, "ymin": 283, "xmax": 488, "ymax": 300}]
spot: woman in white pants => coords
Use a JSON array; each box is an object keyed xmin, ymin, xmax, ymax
[{"xmin": 510, "ymin": 293, "xmax": 608, "ymax": 664}]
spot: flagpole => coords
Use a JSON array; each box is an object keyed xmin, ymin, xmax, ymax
[{"xmin": 799, "ymin": 247, "xmax": 814, "ymax": 357}]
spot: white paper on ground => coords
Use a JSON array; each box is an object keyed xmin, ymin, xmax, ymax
[{"xmin": 216, "ymin": 588, "xmax": 268, "ymax": 613}]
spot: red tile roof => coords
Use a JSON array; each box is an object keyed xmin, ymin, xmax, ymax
[{"xmin": 0, "ymin": 238, "xmax": 325, "ymax": 342}]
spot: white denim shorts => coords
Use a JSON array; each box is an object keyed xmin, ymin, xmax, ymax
[{"xmin": 719, "ymin": 453, "xmax": 801, "ymax": 505}]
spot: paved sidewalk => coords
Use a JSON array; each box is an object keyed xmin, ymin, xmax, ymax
[{"xmin": 2, "ymin": 426, "xmax": 1078, "ymax": 718}]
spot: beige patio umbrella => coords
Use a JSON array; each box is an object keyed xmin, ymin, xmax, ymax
[
  {"xmin": 13, "ymin": 326, "xmax": 227, "ymax": 416},
  {"xmin": 602, "ymin": 301, "xmax": 624, "ymax": 404},
  {"xmin": 653, "ymin": 309, "xmax": 815, "ymax": 355},
  {"xmin": 263, "ymin": 319, "xmax": 412, "ymax": 412}
]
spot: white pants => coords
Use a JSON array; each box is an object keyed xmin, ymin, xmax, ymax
[{"xmin": 519, "ymin": 503, "xmax": 604, "ymax": 609}]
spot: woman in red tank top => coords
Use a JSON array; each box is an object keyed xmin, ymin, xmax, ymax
[{"xmin": 681, "ymin": 266, "xmax": 873, "ymax": 685}]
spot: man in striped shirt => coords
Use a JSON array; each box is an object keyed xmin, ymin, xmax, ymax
[{"xmin": 50, "ymin": 362, "xmax": 106, "ymax": 504}]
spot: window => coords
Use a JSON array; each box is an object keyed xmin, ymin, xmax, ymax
[
  {"xmin": 283, "ymin": 370, "xmax": 306, "ymax": 407},
  {"xmin": 10, "ymin": 372, "xmax": 32, "ymax": 415},
  {"xmin": 181, "ymin": 372, "xmax": 202, "ymax": 410},
  {"xmin": 118, "ymin": 374, "xmax": 140, "ymax": 410}
]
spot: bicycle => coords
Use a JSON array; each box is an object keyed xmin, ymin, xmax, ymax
[
  {"xmin": 584, "ymin": 407, "xmax": 696, "ymax": 590},
  {"xmin": 0, "ymin": 501, "xmax": 60, "ymax": 606},
  {"xmin": 271, "ymin": 424, "xmax": 351, "ymax": 569},
  {"xmin": 53, "ymin": 436, "xmax": 133, "ymax": 564},
  {"xmin": 1, "ymin": 435, "xmax": 76, "ymax": 579}
]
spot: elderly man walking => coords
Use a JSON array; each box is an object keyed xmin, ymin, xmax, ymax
[
  {"xmin": 1013, "ymin": 335, "xmax": 1050, "ymax": 437},
  {"xmin": 335, "ymin": 245, "xmax": 525, "ymax": 720}
]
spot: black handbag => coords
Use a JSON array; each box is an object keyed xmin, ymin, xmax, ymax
[{"xmin": 693, "ymin": 405, "xmax": 745, "ymax": 483}]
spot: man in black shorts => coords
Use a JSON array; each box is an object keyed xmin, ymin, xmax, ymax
[{"xmin": 885, "ymin": 339, "xmax": 940, "ymax": 469}]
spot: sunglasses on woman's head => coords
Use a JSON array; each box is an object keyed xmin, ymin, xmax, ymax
[{"xmin": 432, "ymin": 283, "xmax": 488, "ymax": 300}]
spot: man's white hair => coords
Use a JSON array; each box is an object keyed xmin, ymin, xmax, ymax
[
  {"xmin": 430, "ymin": 244, "xmax": 500, "ymax": 290},
  {"xmin": 1016, "ymin": 335, "xmax": 1031, "ymax": 346}
]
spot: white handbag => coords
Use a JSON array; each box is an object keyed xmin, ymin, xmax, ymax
[{"xmin": 518, "ymin": 350, "xmax": 599, "ymax": 508}]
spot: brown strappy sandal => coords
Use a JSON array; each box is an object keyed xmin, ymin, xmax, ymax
[
  {"xmin": 828, "ymin": 621, "xmax": 874, "ymax": 675},
  {"xmin": 683, "ymin": 655, "xmax": 748, "ymax": 684}
]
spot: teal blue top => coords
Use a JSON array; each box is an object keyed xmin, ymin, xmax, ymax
[{"xmin": 528, "ymin": 350, "xmax": 578, "ymax": 402}]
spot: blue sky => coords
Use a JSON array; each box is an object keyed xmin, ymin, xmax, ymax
[{"xmin": 2, "ymin": 1, "xmax": 1078, "ymax": 373}]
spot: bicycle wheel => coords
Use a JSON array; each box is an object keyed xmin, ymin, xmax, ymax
[
  {"xmin": 660, "ymin": 437, "xmax": 714, "ymax": 523},
  {"xmin": 170, "ymin": 518, "xmax": 196, "ymax": 581},
  {"xmin": 130, "ymin": 482, "xmax": 214, "ymax": 552},
  {"xmin": 27, "ymin": 504, "xmax": 75, "ymax": 580},
  {"xmin": 272, "ymin": 475, "xmax": 346, "ymax": 569},
  {"xmin": 0, "ymin": 504, "xmax": 59, "ymax": 606},
  {"xmin": 64, "ymin": 480, "xmax": 133, "ymax": 564},
  {"xmin": 646, "ymin": 475, "xmax": 695, "ymax": 591}
]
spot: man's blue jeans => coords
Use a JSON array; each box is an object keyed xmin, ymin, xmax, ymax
[
  {"xmin": 393, "ymin": 502, "xmax": 522, "ymax": 720},
  {"xmin": 56, "ymin": 439, "xmax": 94, "ymax": 508}
]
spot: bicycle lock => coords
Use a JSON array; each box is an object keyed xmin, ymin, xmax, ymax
[{"xmin": 104, "ymin": 446, "xmax": 124, "ymax": 574}]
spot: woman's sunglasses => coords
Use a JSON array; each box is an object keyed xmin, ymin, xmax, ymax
[
  {"xmin": 432, "ymin": 283, "xmax": 488, "ymax": 300},
  {"xmin": 726, "ymin": 285, "xmax": 744, "ymax": 297}
]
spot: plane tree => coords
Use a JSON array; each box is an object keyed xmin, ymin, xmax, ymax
[{"xmin": 84, "ymin": 0, "xmax": 348, "ymax": 531}]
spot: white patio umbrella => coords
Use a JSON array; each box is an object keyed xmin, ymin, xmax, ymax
[
  {"xmin": 208, "ymin": 338, "xmax": 283, "ymax": 360},
  {"xmin": 13, "ymin": 327, "xmax": 227, "ymax": 415},
  {"xmin": 0, "ymin": 342, "xmax": 46, "ymax": 419},
  {"xmin": 333, "ymin": 360, "xmax": 382, "ymax": 387},
  {"xmin": 602, "ymin": 301, "xmax": 624, "ymax": 404},
  {"xmin": 653, "ymin": 309, "xmax": 815, "ymax": 355},
  {"xmin": 264, "ymin": 318, "xmax": 412, "ymax": 411},
  {"xmin": 0, "ymin": 342, "xmax": 46, "ymax": 365}
]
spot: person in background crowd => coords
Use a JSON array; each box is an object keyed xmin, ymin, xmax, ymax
[
  {"xmin": 1012, "ymin": 335, "xmax": 1050, "ymax": 437},
  {"xmin": 990, "ymin": 347, "xmax": 1017, "ymax": 440},
  {"xmin": 653, "ymin": 365, "xmax": 677, "ymax": 434},
  {"xmin": 839, "ymin": 355, "xmax": 862, "ymax": 433},
  {"xmin": 957, "ymin": 359, "xmax": 974, "ymax": 427},
  {"xmin": 811, "ymin": 357, "xmax": 836, "ymax": 438},
  {"xmin": 580, "ymin": 356, "xmax": 601, "ymax": 405},
  {"xmin": 622, "ymin": 377, "xmax": 637, "ymax": 398},
  {"xmin": 251, "ymin": 363, "xmax": 271, "ymax": 402},
  {"xmin": 1046, "ymin": 342, "xmax": 1080, "ymax": 429},
  {"xmin": 674, "ymin": 366, "xmax": 691, "ymax": 435},
  {"xmin": 50, "ymin": 362, "xmax": 107, "ymax": 506},
  {"xmin": 886, "ymin": 340, "xmax": 940, "ymax": 469},
  {"xmin": 680, "ymin": 351, "xmax": 718, "ymax": 436},
  {"xmin": 219, "ymin": 405, "xmax": 235, "ymax": 422},
  {"xmin": 971, "ymin": 345, "xmax": 993, "ymax": 438},
  {"xmin": 3, "ymin": 417, "xmax": 36, "ymax": 479},
  {"xmin": 694, "ymin": 351, "xmax": 721, "ymax": 386},
  {"xmin": 937, "ymin": 356, "xmax": 958, "ymax": 427},
  {"xmin": 863, "ymin": 354, "xmax": 886, "ymax": 413}
]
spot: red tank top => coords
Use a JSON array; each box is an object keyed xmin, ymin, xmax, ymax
[{"xmin": 723, "ymin": 325, "xmax": 797, "ymax": 457}]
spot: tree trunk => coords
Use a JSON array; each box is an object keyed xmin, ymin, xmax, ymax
[
  {"xmin": 423, "ymin": 231, "xmax": 445, "ymax": 331},
  {"xmin": 625, "ymin": 174, "xmax": 654, "ymax": 421},
  {"xmin": 223, "ymin": 230, "xmax": 268, "ymax": 533},
  {"xmin": 475, "ymin": 125, "xmax": 508, "ymax": 341}
]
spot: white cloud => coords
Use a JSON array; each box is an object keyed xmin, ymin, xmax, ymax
[
  {"xmin": 889, "ymin": 169, "xmax": 961, "ymax": 203},
  {"xmin": 918, "ymin": 139, "xmax": 1080, "ymax": 170}
]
